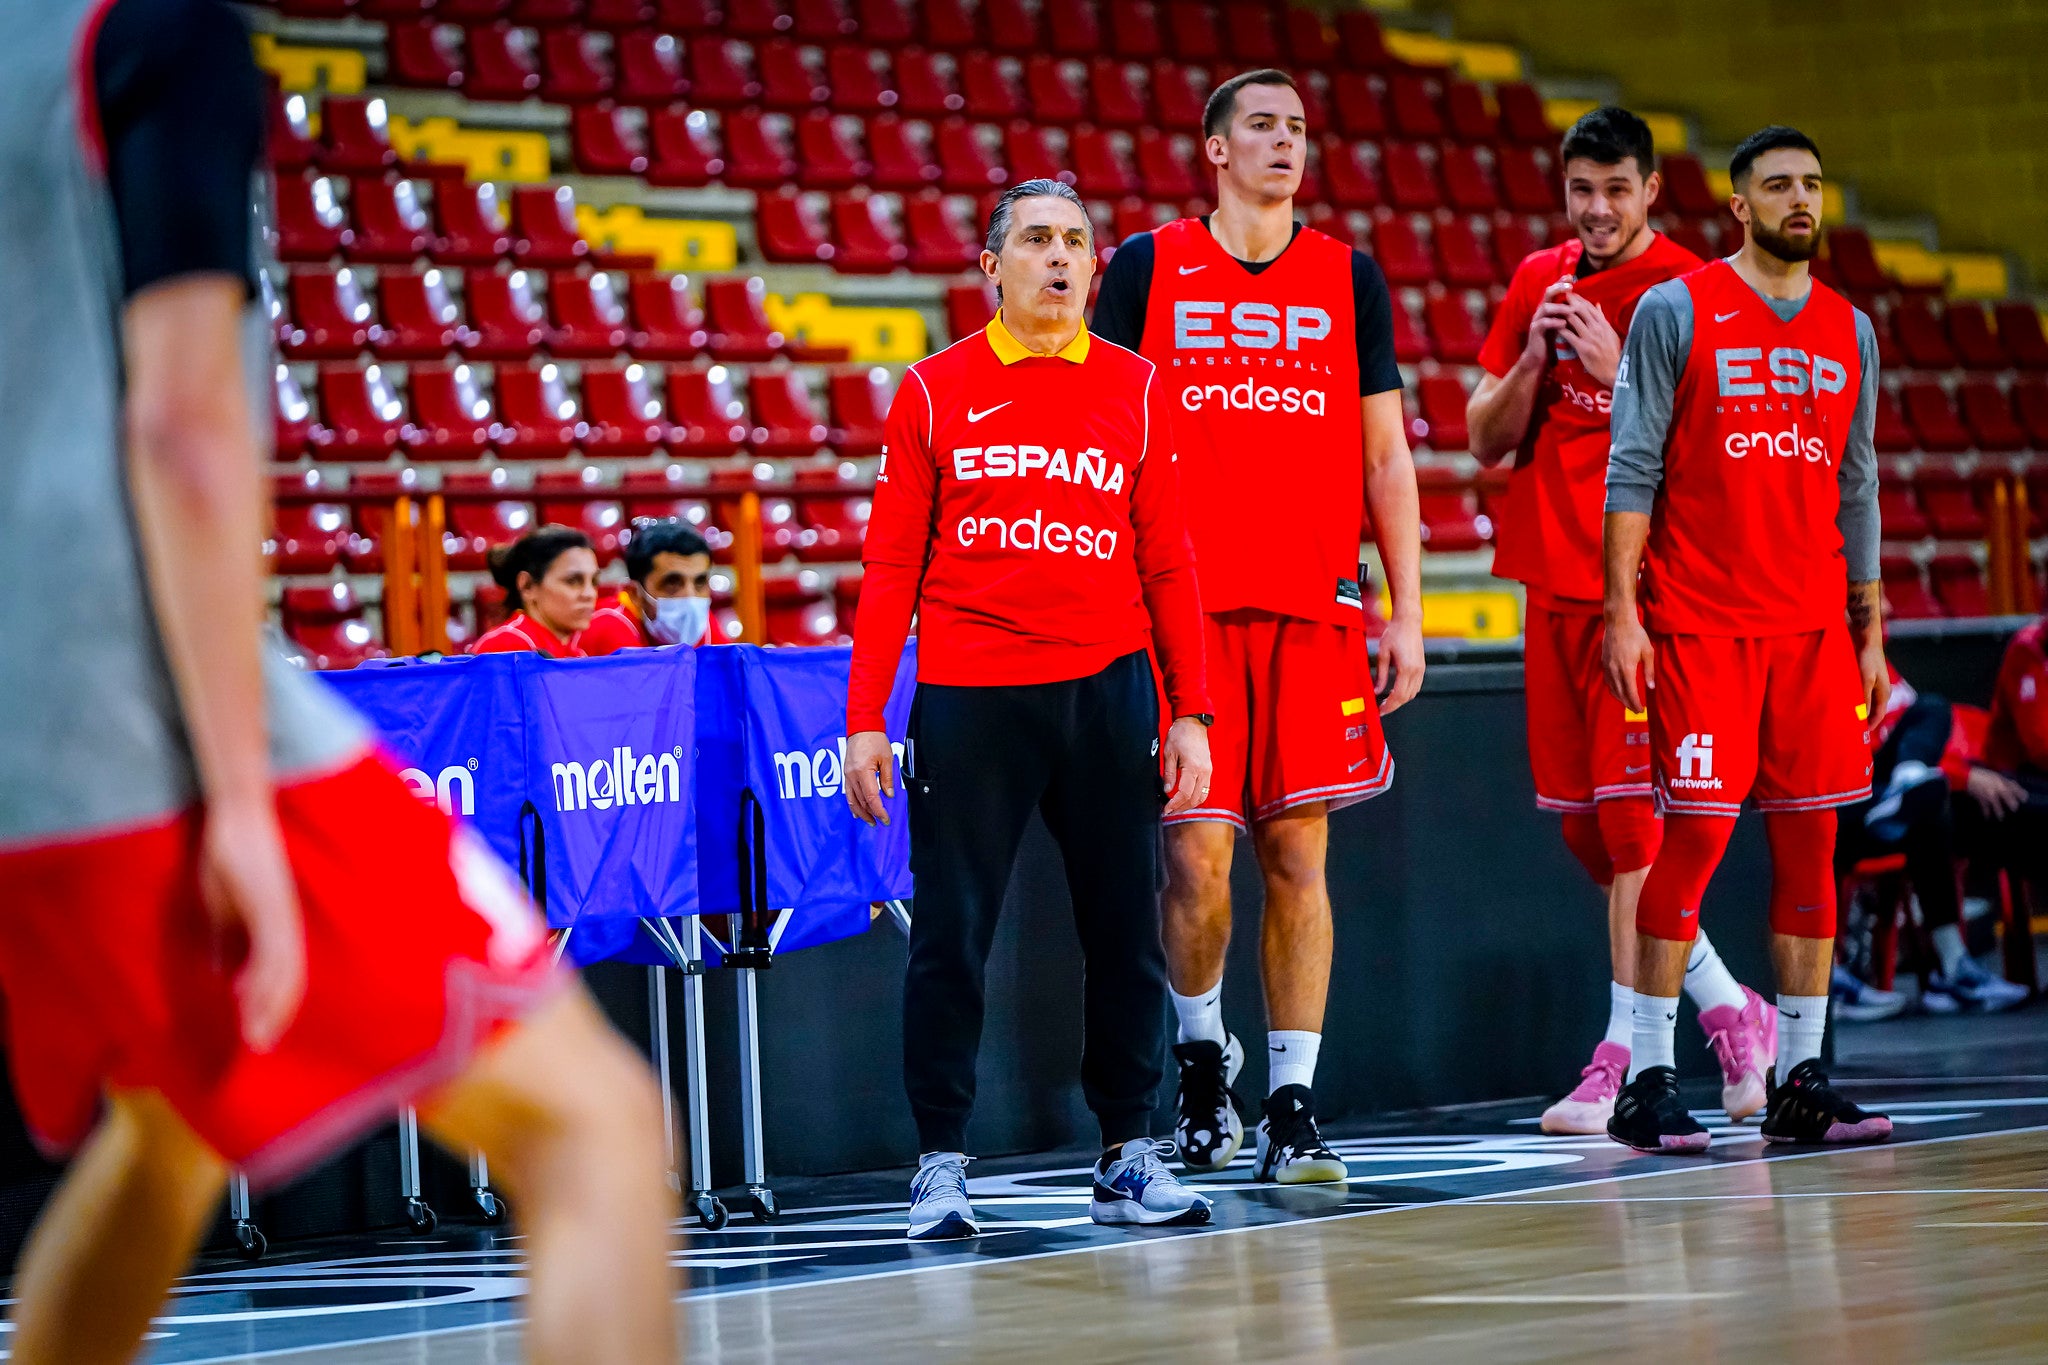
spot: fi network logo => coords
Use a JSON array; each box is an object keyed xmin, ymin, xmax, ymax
[{"xmin": 1670, "ymin": 733, "xmax": 1722, "ymax": 791}]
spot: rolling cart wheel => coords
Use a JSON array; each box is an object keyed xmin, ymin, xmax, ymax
[
  {"xmin": 744, "ymin": 1186, "xmax": 779, "ymax": 1222},
  {"xmin": 693, "ymin": 1193, "xmax": 729, "ymax": 1231},
  {"xmin": 474, "ymin": 1189, "xmax": 506, "ymax": 1224},
  {"xmin": 405, "ymin": 1197, "xmax": 439, "ymax": 1236},
  {"xmin": 232, "ymin": 1221, "xmax": 267, "ymax": 1262}
]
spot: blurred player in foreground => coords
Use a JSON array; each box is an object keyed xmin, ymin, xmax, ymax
[
  {"xmin": 1467, "ymin": 106, "xmax": 1775, "ymax": 1135},
  {"xmin": 0, "ymin": 3, "xmax": 676, "ymax": 1360},
  {"xmin": 1092, "ymin": 69, "xmax": 1423, "ymax": 1184},
  {"xmin": 1601, "ymin": 126, "xmax": 1892, "ymax": 1152}
]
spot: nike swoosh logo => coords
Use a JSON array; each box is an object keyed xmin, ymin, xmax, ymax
[
  {"xmin": 1271, "ymin": 1043, "xmax": 1288, "ymax": 1053},
  {"xmin": 1348, "ymin": 757, "xmax": 1369, "ymax": 773},
  {"xmin": 1783, "ymin": 1010, "xmax": 1802, "ymax": 1019},
  {"xmin": 1625, "ymin": 764, "xmax": 1649, "ymax": 774},
  {"xmin": 965, "ymin": 402, "xmax": 1011, "ymax": 423},
  {"xmin": 1178, "ymin": 264, "xmax": 1206, "ymax": 275},
  {"xmin": 1679, "ymin": 907, "xmax": 1697, "ymax": 918},
  {"xmin": 1714, "ymin": 310, "xmax": 1741, "ymax": 322}
]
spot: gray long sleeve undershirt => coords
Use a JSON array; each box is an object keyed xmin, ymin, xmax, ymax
[{"xmin": 1606, "ymin": 273, "xmax": 1882, "ymax": 583}]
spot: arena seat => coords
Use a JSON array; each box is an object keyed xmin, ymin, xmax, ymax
[
  {"xmin": 442, "ymin": 469, "xmax": 536, "ymax": 569},
  {"xmin": 827, "ymin": 367, "xmax": 891, "ymax": 455},
  {"xmin": 389, "ymin": 21, "xmax": 467, "ymax": 89},
  {"xmin": 831, "ymin": 570, "xmax": 864, "ymax": 631},
  {"xmin": 315, "ymin": 363, "xmax": 413, "ymax": 461},
  {"xmin": 982, "ymin": 0, "xmax": 1040, "ymax": 50},
  {"xmin": 578, "ymin": 362, "xmax": 679, "ymax": 457},
  {"xmin": 904, "ymin": 193, "xmax": 980, "ymax": 272},
  {"xmin": 1995, "ymin": 302, "xmax": 2048, "ymax": 370},
  {"xmin": 1893, "ymin": 297, "xmax": 1960, "ymax": 370},
  {"xmin": 1319, "ymin": 137, "xmax": 1380, "ymax": 209},
  {"xmin": 829, "ymin": 192, "xmax": 911, "ymax": 272},
  {"xmin": 664, "ymin": 366, "xmax": 752, "ymax": 457},
  {"xmin": 273, "ymin": 364, "xmax": 326, "ymax": 460},
  {"xmin": 614, "ymin": 30, "xmax": 686, "ymax": 103},
  {"xmin": 654, "ymin": 0, "xmax": 727, "ymax": 32},
  {"xmin": 1293, "ymin": 71, "xmax": 1331, "ymax": 133},
  {"xmin": 1930, "ymin": 553, "xmax": 1992, "ymax": 617},
  {"xmin": 1025, "ymin": 56, "xmax": 1088, "ymax": 126},
  {"xmin": 463, "ymin": 267, "xmax": 555, "ymax": 357},
  {"xmin": 1221, "ymin": 1, "xmax": 1282, "ymax": 64},
  {"xmin": 1653, "ymin": 153, "xmax": 1719, "ymax": 218},
  {"xmin": 1824, "ymin": 227, "xmax": 1895, "ymax": 294},
  {"xmin": 1425, "ymin": 291, "xmax": 1485, "ymax": 364},
  {"xmin": 285, "ymin": 269, "xmax": 381, "ymax": 359},
  {"xmin": 269, "ymin": 496, "xmax": 352, "ymax": 574},
  {"xmin": 462, "ymin": 24, "xmax": 544, "ymax": 101},
  {"xmin": 645, "ymin": 107, "xmax": 727, "ymax": 186},
  {"xmin": 348, "ymin": 176, "xmax": 436, "ymax": 261},
  {"xmin": 1071, "ymin": 128, "xmax": 1138, "ymax": 198},
  {"xmin": 755, "ymin": 188, "xmax": 838, "ymax": 263},
  {"xmin": 1335, "ymin": 10, "xmax": 1392, "ymax": 68},
  {"xmin": 1945, "ymin": 301, "xmax": 2011, "ymax": 371},
  {"xmin": 1149, "ymin": 59, "xmax": 1206, "ymax": 132},
  {"xmin": 703, "ymin": 277, "xmax": 787, "ymax": 360},
  {"xmin": 691, "ymin": 37, "xmax": 764, "ymax": 107},
  {"xmin": 793, "ymin": 468, "xmax": 872, "ymax": 562},
  {"xmin": 1414, "ymin": 372, "xmax": 1471, "ymax": 451},
  {"xmin": 960, "ymin": 51, "xmax": 1027, "ymax": 122},
  {"xmin": 855, "ymin": 0, "xmax": 915, "ymax": 44},
  {"xmin": 267, "ymin": 85, "xmax": 317, "ymax": 172},
  {"xmin": 509, "ymin": 185, "xmax": 592, "ymax": 266},
  {"xmin": 535, "ymin": 468, "xmax": 628, "ymax": 560},
  {"xmin": 1136, "ymin": 130, "xmax": 1200, "ymax": 202},
  {"xmin": 1282, "ymin": 5, "xmax": 1335, "ymax": 66},
  {"xmin": 723, "ymin": 0, "xmax": 791, "ymax": 38},
  {"xmin": 1491, "ymin": 214, "xmax": 1545, "ymax": 280},
  {"xmin": 1902, "ymin": 380, "xmax": 1972, "ymax": 453},
  {"xmin": 539, "ymin": 26, "xmax": 613, "ymax": 101},
  {"xmin": 1873, "ymin": 384, "xmax": 1915, "ymax": 454},
  {"xmin": 759, "ymin": 39, "xmax": 830, "ymax": 110},
  {"xmin": 1370, "ymin": 214, "xmax": 1432, "ymax": 286},
  {"xmin": 1386, "ymin": 72, "xmax": 1445, "ymax": 142},
  {"xmin": 433, "ymin": 182, "xmax": 514, "ymax": 263},
  {"xmin": 746, "ymin": 371, "xmax": 831, "ymax": 455},
  {"xmin": 1440, "ymin": 145, "xmax": 1500, "ymax": 213},
  {"xmin": 1914, "ymin": 466, "xmax": 1986, "ymax": 538},
  {"xmin": 794, "ymin": 111, "xmax": 868, "ymax": 187},
  {"xmin": 763, "ymin": 571, "xmax": 842, "ymax": 644},
  {"xmin": 825, "ymin": 46, "xmax": 894, "ymax": 111},
  {"xmin": 2014, "ymin": 379, "xmax": 2048, "ymax": 447},
  {"xmin": 1161, "ymin": 0, "xmax": 1222, "ymax": 61},
  {"xmin": 1959, "ymin": 379, "xmax": 2027, "ymax": 452},
  {"xmin": 1661, "ymin": 221, "xmax": 1714, "ymax": 264},
  {"xmin": 946, "ymin": 279, "xmax": 998, "ymax": 340},
  {"xmin": 797, "ymin": 0, "xmax": 859, "ymax": 39},
  {"xmin": 1105, "ymin": 0, "xmax": 1162, "ymax": 59},
  {"xmin": 1442, "ymin": 79, "xmax": 1496, "ymax": 143},
  {"xmin": 1496, "ymin": 146, "xmax": 1557, "ymax": 215},
  {"xmin": 1090, "ymin": 57, "xmax": 1150, "ymax": 129},
  {"xmin": 1326, "ymin": 73, "xmax": 1384, "ymax": 140},
  {"xmin": 1002, "ymin": 123, "xmax": 1066, "ymax": 183},
  {"xmin": 319, "ymin": 97, "xmax": 401, "ymax": 174},
  {"xmin": 1880, "ymin": 555, "xmax": 1942, "ymax": 619},
  {"xmin": 1040, "ymin": 0, "xmax": 1101, "ymax": 53},
  {"xmin": 1493, "ymin": 82, "xmax": 1552, "ymax": 146},
  {"xmin": 275, "ymin": 174, "xmax": 353, "ymax": 261},
  {"xmin": 865, "ymin": 116, "xmax": 940, "ymax": 190},
  {"xmin": 1877, "ymin": 482, "xmax": 1931, "ymax": 541},
  {"xmin": 1416, "ymin": 467, "xmax": 1488, "ymax": 551},
  {"xmin": 549, "ymin": 271, "xmax": 632, "ymax": 356},
  {"xmin": 494, "ymin": 362, "xmax": 590, "ymax": 457},
  {"xmin": 1435, "ymin": 216, "xmax": 1494, "ymax": 289},
  {"xmin": 403, "ymin": 362, "xmax": 500, "ymax": 460},
  {"xmin": 627, "ymin": 273, "xmax": 710, "ymax": 359},
  {"xmin": 893, "ymin": 48, "xmax": 965, "ymax": 117},
  {"xmin": 1390, "ymin": 292, "xmax": 1429, "ymax": 363},
  {"xmin": 571, "ymin": 104, "xmax": 651, "ymax": 175},
  {"xmin": 1381, "ymin": 143, "xmax": 1442, "ymax": 212},
  {"xmin": 282, "ymin": 583, "xmax": 386, "ymax": 669}
]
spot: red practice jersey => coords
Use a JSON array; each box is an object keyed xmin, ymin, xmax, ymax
[
  {"xmin": 1987, "ymin": 618, "xmax": 2048, "ymax": 771},
  {"xmin": 1138, "ymin": 218, "xmax": 1371, "ymax": 627},
  {"xmin": 471, "ymin": 612, "xmax": 586, "ymax": 657},
  {"xmin": 582, "ymin": 592, "xmax": 714, "ymax": 654},
  {"xmin": 845, "ymin": 315, "xmax": 1208, "ymax": 734},
  {"xmin": 1644, "ymin": 260, "xmax": 1864, "ymax": 636},
  {"xmin": 1480, "ymin": 232, "xmax": 1699, "ymax": 608}
]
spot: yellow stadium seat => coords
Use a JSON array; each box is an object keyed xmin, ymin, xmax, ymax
[
  {"xmin": 251, "ymin": 35, "xmax": 366, "ymax": 95},
  {"xmin": 763, "ymin": 294, "xmax": 927, "ymax": 364},
  {"xmin": 573, "ymin": 206, "xmax": 738, "ymax": 273},
  {"xmin": 387, "ymin": 116, "xmax": 551, "ymax": 183}
]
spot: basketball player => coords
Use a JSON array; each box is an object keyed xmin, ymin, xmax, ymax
[
  {"xmin": 1602, "ymin": 126, "xmax": 1893, "ymax": 1150},
  {"xmin": 1092, "ymin": 69, "xmax": 1424, "ymax": 1183},
  {"xmin": 1467, "ymin": 106, "xmax": 1776, "ymax": 1135},
  {"xmin": 0, "ymin": 4, "xmax": 676, "ymax": 1361}
]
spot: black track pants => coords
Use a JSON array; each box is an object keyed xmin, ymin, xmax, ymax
[{"xmin": 902, "ymin": 650, "xmax": 1168, "ymax": 1153}]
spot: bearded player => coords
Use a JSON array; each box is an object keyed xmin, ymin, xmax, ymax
[
  {"xmin": 1092, "ymin": 69, "xmax": 1425, "ymax": 1182},
  {"xmin": 1602, "ymin": 126, "xmax": 1892, "ymax": 1151},
  {"xmin": 1467, "ymin": 107, "xmax": 1775, "ymax": 1136}
]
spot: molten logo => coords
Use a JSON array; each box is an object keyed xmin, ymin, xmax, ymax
[
  {"xmin": 400, "ymin": 761, "xmax": 477, "ymax": 816},
  {"xmin": 1671, "ymin": 733, "xmax": 1722, "ymax": 790},
  {"xmin": 774, "ymin": 736, "xmax": 907, "ymax": 800},
  {"xmin": 551, "ymin": 747, "xmax": 684, "ymax": 812}
]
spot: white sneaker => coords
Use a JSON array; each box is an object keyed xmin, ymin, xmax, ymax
[
  {"xmin": 1938, "ymin": 958, "xmax": 2032, "ymax": 1013},
  {"xmin": 907, "ymin": 1152, "xmax": 977, "ymax": 1240},
  {"xmin": 1091, "ymin": 1139, "xmax": 1212, "ymax": 1226}
]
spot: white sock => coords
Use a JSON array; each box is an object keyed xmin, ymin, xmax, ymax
[
  {"xmin": 1267, "ymin": 1030, "xmax": 1320, "ymax": 1094},
  {"xmin": 1627, "ymin": 993, "xmax": 1679, "ymax": 1080},
  {"xmin": 1170, "ymin": 981, "xmax": 1226, "ymax": 1045},
  {"xmin": 1778, "ymin": 995, "xmax": 1828, "ymax": 1074},
  {"xmin": 1604, "ymin": 980, "xmax": 1634, "ymax": 1049},
  {"xmin": 1931, "ymin": 923, "xmax": 1968, "ymax": 977},
  {"xmin": 1682, "ymin": 931, "xmax": 1748, "ymax": 1015}
]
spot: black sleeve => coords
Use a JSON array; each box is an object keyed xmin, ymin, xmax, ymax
[
  {"xmin": 1351, "ymin": 250, "xmax": 1404, "ymax": 396},
  {"xmin": 94, "ymin": 0, "xmax": 264, "ymax": 299},
  {"xmin": 1089, "ymin": 230, "xmax": 1155, "ymax": 350}
]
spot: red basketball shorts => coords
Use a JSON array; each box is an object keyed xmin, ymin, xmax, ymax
[
  {"xmin": 1523, "ymin": 602, "xmax": 1653, "ymax": 813},
  {"xmin": 1650, "ymin": 628, "xmax": 1874, "ymax": 817},
  {"xmin": 0, "ymin": 751, "xmax": 560, "ymax": 1188},
  {"xmin": 1166, "ymin": 610, "xmax": 1394, "ymax": 830}
]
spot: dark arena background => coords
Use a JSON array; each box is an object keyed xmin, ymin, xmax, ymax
[{"xmin": 3, "ymin": 0, "xmax": 2047, "ymax": 1360}]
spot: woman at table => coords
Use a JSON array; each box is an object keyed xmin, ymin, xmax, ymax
[{"xmin": 471, "ymin": 525, "xmax": 600, "ymax": 657}]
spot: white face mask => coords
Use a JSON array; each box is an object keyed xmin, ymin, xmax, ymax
[{"xmin": 645, "ymin": 593, "xmax": 710, "ymax": 646}]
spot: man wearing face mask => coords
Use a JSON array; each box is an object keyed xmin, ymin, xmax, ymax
[{"xmin": 583, "ymin": 519, "xmax": 718, "ymax": 653}]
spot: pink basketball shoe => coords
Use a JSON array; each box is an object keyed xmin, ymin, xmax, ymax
[
  {"xmin": 1700, "ymin": 986, "xmax": 1777, "ymax": 1122},
  {"xmin": 1540, "ymin": 1040, "xmax": 1630, "ymax": 1135}
]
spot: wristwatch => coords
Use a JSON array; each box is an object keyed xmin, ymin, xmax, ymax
[{"xmin": 1179, "ymin": 713, "xmax": 1215, "ymax": 726}]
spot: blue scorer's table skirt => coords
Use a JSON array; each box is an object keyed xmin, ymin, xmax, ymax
[{"xmin": 320, "ymin": 641, "xmax": 917, "ymax": 965}]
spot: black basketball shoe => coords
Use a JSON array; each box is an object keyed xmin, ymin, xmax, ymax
[
  {"xmin": 1607, "ymin": 1065, "xmax": 1711, "ymax": 1153},
  {"xmin": 1762, "ymin": 1060, "xmax": 1893, "ymax": 1144},
  {"xmin": 1173, "ymin": 1034, "xmax": 1246, "ymax": 1173},
  {"xmin": 1253, "ymin": 1084, "xmax": 1347, "ymax": 1184}
]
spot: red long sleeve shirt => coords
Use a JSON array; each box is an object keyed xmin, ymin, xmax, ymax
[
  {"xmin": 846, "ymin": 313, "xmax": 1209, "ymax": 733},
  {"xmin": 1987, "ymin": 617, "xmax": 2048, "ymax": 772}
]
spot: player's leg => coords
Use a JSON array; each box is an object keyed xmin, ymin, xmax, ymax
[
  {"xmin": 8, "ymin": 1090, "xmax": 225, "ymax": 1365},
  {"xmin": 1247, "ymin": 804, "xmax": 1346, "ymax": 1183},
  {"xmin": 423, "ymin": 987, "xmax": 678, "ymax": 1365}
]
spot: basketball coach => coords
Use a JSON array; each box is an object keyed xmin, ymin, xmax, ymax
[{"xmin": 844, "ymin": 179, "xmax": 1216, "ymax": 1240}]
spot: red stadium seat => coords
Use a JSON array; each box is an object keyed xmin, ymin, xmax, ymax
[
  {"xmin": 1413, "ymin": 372, "xmax": 1471, "ymax": 451},
  {"xmin": 960, "ymin": 52, "xmax": 1027, "ymax": 122},
  {"xmin": 893, "ymin": 49, "xmax": 965, "ymax": 117},
  {"xmin": 582, "ymin": 363, "xmax": 682, "ymax": 457},
  {"xmin": 1930, "ymin": 553, "xmax": 1992, "ymax": 618},
  {"xmin": 1146, "ymin": 62, "xmax": 1205, "ymax": 136},
  {"xmin": 724, "ymin": 0, "xmax": 791, "ymax": 38},
  {"xmin": 1386, "ymin": 72, "xmax": 1444, "ymax": 141},
  {"xmin": 1026, "ymin": 56, "xmax": 1089, "ymax": 126},
  {"xmin": 1881, "ymin": 555, "xmax": 1941, "ymax": 619},
  {"xmin": 983, "ymin": 0, "xmax": 1041, "ymax": 50},
  {"xmin": 1002, "ymin": 124, "xmax": 1065, "ymax": 183},
  {"xmin": 540, "ymin": 27, "xmax": 613, "ymax": 101},
  {"xmin": 1435, "ymin": 216, "xmax": 1494, "ymax": 289},
  {"xmin": 463, "ymin": 267, "xmax": 555, "ymax": 357},
  {"xmin": 2014, "ymin": 379, "xmax": 2048, "ymax": 447},
  {"xmin": 1284, "ymin": 6, "xmax": 1335, "ymax": 66},
  {"xmin": 1877, "ymin": 481, "xmax": 1930, "ymax": 541},
  {"xmin": 854, "ymin": 0, "xmax": 915, "ymax": 42},
  {"xmin": 1995, "ymin": 303, "xmax": 2048, "ymax": 371},
  {"xmin": 1416, "ymin": 467, "xmax": 1487, "ymax": 550},
  {"xmin": 587, "ymin": 0, "xmax": 656, "ymax": 26},
  {"xmin": 1655, "ymin": 154, "xmax": 1719, "ymax": 217},
  {"xmin": 832, "ymin": 571, "xmax": 864, "ymax": 631},
  {"xmin": 282, "ymin": 584, "xmax": 386, "ymax": 670},
  {"xmin": 269, "ymin": 87, "xmax": 319, "ymax": 171},
  {"xmin": 1088, "ymin": 59, "xmax": 1150, "ymax": 128},
  {"xmin": 704, "ymin": 276, "xmax": 799, "ymax": 361},
  {"xmin": 830, "ymin": 192, "xmax": 911, "ymax": 273},
  {"xmin": 1494, "ymin": 82, "xmax": 1552, "ymax": 146},
  {"xmin": 1390, "ymin": 292, "xmax": 1429, "ymax": 364},
  {"xmin": 758, "ymin": 39, "xmax": 829, "ymax": 109},
  {"xmin": 655, "ymin": 0, "xmax": 725, "ymax": 30},
  {"xmin": 1915, "ymin": 467, "xmax": 1986, "ymax": 537},
  {"xmin": 1893, "ymin": 297, "xmax": 1959, "ymax": 370},
  {"xmin": 1370, "ymin": 214, "xmax": 1432, "ymax": 287},
  {"xmin": 1946, "ymin": 301, "xmax": 2011, "ymax": 371},
  {"xmin": 1220, "ymin": 1, "xmax": 1281, "ymax": 63},
  {"xmin": 403, "ymin": 362, "xmax": 500, "ymax": 461},
  {"xmin": 549, "ymin": 272, "xmax": 631, "ymax": 357},
  {"xmin": 1491, "ymin": 214, "xmax": 1545, "ymax": 281},
  {"xmin": 755, "ymin": 188, "xmax": 838, "ymax": 264},
  {"xmin": 664, "ymin": 366, "xmax": 752, "ymax": 457},
  {"xmin": 1662, "ymin": 221, "xmax": 1714, "ymax": 264},
  {"xmin": 1381, "ymin": 143, "xmax": 1441, "ymax": 212},
  {"xmin": 763, "ymin": 572, "xmax": 842, "ymax": 645},
  {"xmin": 1106, "ymin": 0, "xmax": 1162, "ymax": 59},
  {"xmin": 937, "ymin": 121, "xmax": 1007, "ymax": 192},
  {"xmin": 509, "ymin": 185, "xmax": 591, "ymax": 266},
  {"xmin": 1959, "ymin": 379, "xmax": 2027, "ymax": 452},
  {"xmin": 1319, "ymin": 137, "xmax": 1380, "ymax": 209},
  {"xmin": 388, "ymin": 21, "xmax": 466, "ymax": 90},
  {"xmin": 349, "ymin": 176, "xmax": 436, "ymax": 261},
  {"xmin": 274, "ymin": 174, "xmax": 353, "ymax": 261},
  {"xmin": 1335, "ymin": 10, "xmax": 1391, "ymax": 68},
  {"xmin": 440, "ymin": 471, "xmax": 536, "ymax": 572},
  {"xmin": 614, "ymin": 30, "xmax": 686, "ymax": 103},
  {"xmin": 1071, "ymin": 128, "xmax": 1138, "ymax": 198},
  {"xmin": 1443, "ymin": 79, "xmax": 1495, "ymax": 143},
  {"xmin": 794, "ymin": 484, "xmax": 872, "ymax": 563},
  {"xmin": 433, "ymin": 182, "xmax": 513, "ymax": 263},
  {"xmin": 494, "ymin": 362, "xmax": 589, "ymax": 458},
  {"xmin": 868, "ymin": 116, "xmax": 942, "ymax": 190},
  {"xmin": 1902, "ymin": 381, "xmax": 1971, "ymax": 453},
  {"xmin": 827, "ymin": 45, "xmax": 897, "ymax": 111},
  {"xmin": 1825, "ymin": 227, "xmax": 1894, "ymax": 294},
  {"xmin": 795, "ymin": 0, "xmax": 858, "ymax": 41},
  {"xmin": 1041, "ymin": 0, "xmax": 1102, "ymax": 53},
  {"xmin": 796, "ymin": 111, "xmax": 870, "ymax": 187},
  {"xmin": 268, "ymin": 494, "xmax": 352, "ymax": 575},
  {"xmin": 946, "ymin": 279, "xmax": 998, "ymax": 340},
  {"xmin": 904, "ymin": 193, "xmax": 980, "ymax": 272},
  {"xmin": 320, "ymin": 97, "xmax": 400, "ymax": 173},
  {"xmin": 1496, "ymin": 146, "xmax": 1557, "ymax": 215},
  {"xmin": 627, "ymin": 273, "xmax": 709, "ymax": 360},
  {"xmin": 646, "ymin": 107, "xmax": 727, "ymax": 186},
  {"xmin": 315, "ymin": 364, "xmax": 412, "ymax": 461},
  {"xmin": 828, "ymin": 367, "xmax": 891, "ymax": 454},
  {"xmin": 746, "ymin": 370, "xmax": 831, "ymax": 455},
  {"xmin": 690, "ymin": 38, "xmax": 762, "ymax": 106},
  {"xmin": 284, "ymin": 269, "xmax": 381, "ymax": 359},
  {"xmin": 273, "ymin": 364, "xmax": 325, "ymax": 460},
  {"xmin": 437, "ymin": 0, "xmax": 513, "ymax": 18},
  {"xmin": 533, "ymin": 471, "xmax": 627, "ymax": 563},
  {"xmin": 571, "ymin": 103, "xmax": 651, "ymax": 176},
  {"xmin": 1329, "ymin": 73, "xmax": 1386, "ymax": 139},
  {"xmin": 464, "ymin": 24, "xmax": 544, "ymax": 100},
  {"xmin": 1425, "ymin": 291, "xmax": 1486, "ymax": 364},
  {"xmin": 1872, "ymin": 385, "xmax": 1915, "ymax": 454},
  {"xmin": 1136, "ymin": 130, "xmax": 1199, "ymax": 202},
  {"xmin": 1440, "ymin": 145, "xmax": 1500, "ymax": 213},
  {"xmin": 619, "ymin": 465, "xmax": 716, "ymax": 536},
  {"xmin": 1161, "ymin": 0, "xmax": 1221, "ymax": 60},
  {"xmin": 510, "ymin": 0, "xmax": 585, "ymax": 25}
]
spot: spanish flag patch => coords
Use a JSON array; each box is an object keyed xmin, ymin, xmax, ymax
[
  {"xmin": 1624, "ymin": 707, "xmax": 1647, "ymax": 722},
  {"xmin": 1855, "ymin": 703, "xmax": 1870, "ymax": 720},
  {"xmin": 1341, "ymin": 697, "xmax": 1367, "ymax": 716}
]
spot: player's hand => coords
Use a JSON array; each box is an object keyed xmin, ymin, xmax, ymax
[
  {"xmin": 1559, "ymin": 294, "xmax": 1622, "ymax": 388},
  {"xmin": 1857, "ymin": 636, "xmax": 1891, "ymax": 723},
  {"xmin": 1161, "ymin": 717, "xmax": 1214, "ymax": 817},
  {"xmin": 845, "ymin": 730, "xmax": 896, "ymax": 826},
  {"xmin": 200, "ymin": 797, "xmax": 306, "ymax": 1054},
  {"xmin": 1519, "ymin": 278, "xmax": 1573, "ymax": 369},
  {"xmin": 1966, "ymin": 766, "xmax": 2027, "ymax": 821},
  {"xmin": 1602, "ymin": 613, "xmax": 1656, "ymax": 713},
  {"xmin": 1376, "ymin": 613, "xmax": 1426, "ymax": 715}
]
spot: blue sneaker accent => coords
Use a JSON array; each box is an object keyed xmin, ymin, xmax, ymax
[
  {"xmin": 1090, "ymin": 1139, "xmax": 1212, "ymax": 1227},
  {"xmin": 907, "ymin": 1152, "xmax": 977, "ymax": 1240}
]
